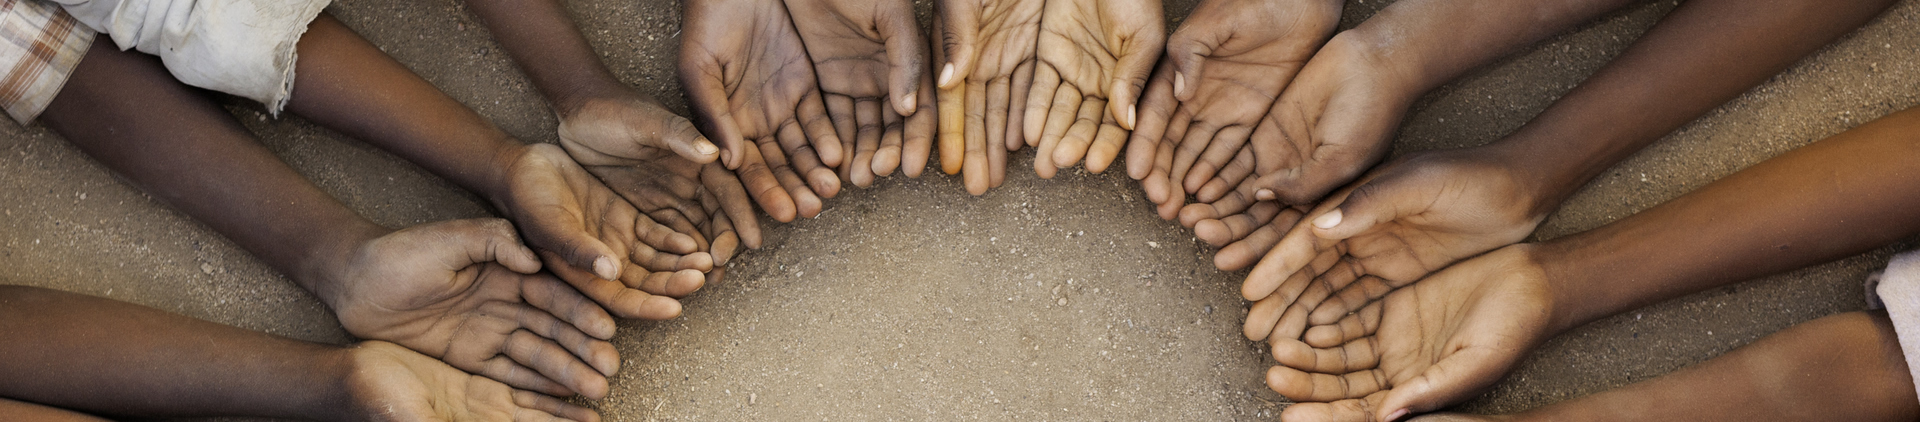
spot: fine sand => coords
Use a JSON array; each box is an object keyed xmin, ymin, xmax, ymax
[{"xmin": 2, "ymin": 0, "xmax": 1917, "ymax": 420}]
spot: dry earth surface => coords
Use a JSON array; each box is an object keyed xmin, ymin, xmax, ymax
[{"xmin": 2, "ymin": 0, "xmax": 1918, "ymax": 420}]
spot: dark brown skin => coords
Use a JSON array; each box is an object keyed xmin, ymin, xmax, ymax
[
  {"xmin": 1408, "ymin": 312, "xmax": 1920, "ymax": 422},
  {"xmin": 1024, "ymin": 0, "xmax": 1163, "ymax": 180},
  {"xmin": 785, "ymin": 0, "xmax": 938, "ymax": 187},
  {"xmin": 1239, "ymin": 0, "xmax": 1899, "ymax": 345},
  {"xmin": 680, "ymin": 0, "xmax": 846, "ymax": 219},
  {"xmin": 41, "ymin": 28, "xmax": 623, "ymax": 398},
  {"xmin": 1266, "ymin": 102, "xmax": 1920, "ymax": 422},
  {"xmin": 0, "ymin": 285, "xmax": 597, "ymax": 422},
  {"xmin": 459, "ymin": 0, "xmax": 763, "ymax": 277},
  {"xmin": 934, "ymin": 0, "xmax": 1044, "ymax": 194}
]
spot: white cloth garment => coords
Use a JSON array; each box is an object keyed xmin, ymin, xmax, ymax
[
  {"xmin": 50, "ymin": 0, "xmax": 328, "ymax": 114},
  {"xmin": 1870, "ymin": 249, "xmax": 1920, "ymax": 400}
]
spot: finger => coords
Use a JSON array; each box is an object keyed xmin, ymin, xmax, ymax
[
  {"xmin": 1213, "ymin": 207, "xmax": 1304, "ymax": 271},
  {"xmin": 1196, "ymin": 146, "xmax": 1255, "ymax": 203},
  {"xmin": 985, "ymin": 74, "xmax": 1011, "ymax": 164},
  {"xmin": 521, "ymin": 272, "xmax": 618, "ymax": 341},
  {"xmin": 988, "ymin": 110, "xmax": 1008, "ymax": 189},
  {"xmin": 1005, "ymin": 60, "xmax": 1035, "ymax": 151},
  {"xmin": 1271, "ymin": 334, "xmax": 1381, "ymax": 375},
  {"xmin": 488, "ymin": 300, "xmax": 617, "ymax": 381},
  {"xmin": 512, "ymin": 390, "xmax": 602, "ymax": 422},
  {"xmin": 628, "ymin": 268, "xmax": 707, "ymax": 299},
  {"xmin": 629, "ymin": 212, "xmax": 700, "ymax": 256},
  {"xmin": 849, "ymin": 98, "xmax": 884, "ymax": 187},
  {"xmin": 655, "ymin": 113, "xmax": 721, "ymax": 164},
  {"xmin": 874, "ymin": 98, "xmax": 906, "ymax": 177},
  {"xmin": 1243, "ymin": 215, "xmax": 1337, "ymax": 300},
  {"xmin": 1306, "ymin": 300, "xmax": 1384, "ymax": 349},
  {"xmin": 1023, "ymin": 64, "xmax": 1061, "ymax": 145},
  {"xmin": 1184, "ymin": 125, "xmax": 1252, "ymax": 194},
  {"xmin": 797, "ymin": 89, "xmax": 846, "ymax": 169},
  {"xmin": 1266, "ymin": 364, "xmax": 1388, "ymax": 402},
  {"xmin": 477, "ymin": 355, "xmax": 572, "ymax": 398},
  {"xmin": 702, "ymin": 163, "xmax": 762, "ymax": 248},
  {"xmin": 542, "ymin": 250, "xmax": 683, "ymax": 320},
  {"xmin": 934, "ymin": 0, "xmax": 979, "ymax": 89},
  {"xmin": 1375, "ymin": 345, "xmax": 1528, "ymax": 421},
  {"xmin": 627, "ymin": 239, "xmax": 713, "ymax": 273},
  {"xmin": 1279, "ymin": 395, "xmax": 1388, "ymax": 422},
  {"xmin": 1127, "ymin": 63, "xmax": 1177, "ymax": 179},
  {"xmin": 1168, "ymin": 121, "xmax": 1221, "ymax": 193},
  {"xmin": 1244, "ymin": 290, "xmax": 1288, "ymax": 341},
  {"xmin": 1084, "ymin": 107, "xmax": 1129, "ymax": 174},
  {"xmin": 1311, "ymin": 179, "xmax": 1410, "ymax": 242},
  {"xmin": 1178, "ymin": 186, "xmax": 1253, "ymax": 228},
  {"xmin": 773, "ymin": 124, "xmax": 836, "ymax": 211},
  {"xmin": 825, "ymin": 94, "xmax": 859, "ymax": 177},
  {"xmin": 1034, "ymin": 83, "xmax": 1081, "ymax": 179},
  {"xmin": 878, "ymin": 1, "xmax": 927, "ymax": 115},
  {"xmin": 705, "ymin": 208, "xmax": 742, "ymax": 265},
  {"xmin": 643, "ymin": 208, "xmax": 706, "ymax": 255},
  {"xmin": 675, "ymin": 54, "xmax": 747, "ymax": 169},
  {"xmin": 1193, "ymin": 200, "xmax": 1280, "ymax": 246},
  {"xmin": 1049, "ymin": 97, "xmax": 1105, "ymax": 170},
  {"xmin": 901, "ymin": 64, "xmax": 937, "ymax": 177},
  {"xmin": 733, "ymin": 142, "xmax": 798, "ymax": 222},
  {"xmin": 443, "ymin": 219, "xmax": 543, "ymax": 275},
  {"xmin": 938, "ymin": 79, "xmax": 967, "ymax": 175},
  {"xmin": 503, "ymin": 325, "xmax": 610, "ymax": 399},
  {"xmin": 1107, "ymin": 27, "xmax": 1164, "ymax": 131},
  {"xmin": 963, "ymin": 80, "xmax": 991, "ymax": 195}
]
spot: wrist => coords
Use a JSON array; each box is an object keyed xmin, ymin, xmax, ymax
[
  {"xmin": 310, "ymin": 345, "xmax": 361, "ymax": 422},
  {"xmin": 478, "ymin": 141, "xmax": 535, "ymax": 214},
  {"xmin": 1534, "ymin": 236, "xmax": 1612, "ymax": 334},
  {"xmin": 292, "ymin": 221, "xmax": 392, "ymax": 312}
]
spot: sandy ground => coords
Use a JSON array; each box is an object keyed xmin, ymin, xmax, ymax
[{"xmin": 3, "ymin": 0, "xmax": 1918, "ymax": 420}]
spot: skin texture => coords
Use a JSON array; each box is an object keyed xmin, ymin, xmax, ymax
[
  {"xmin": 1239, "ymin": 0, "xmax": 1900, "ymax": 342},
  {"xmin": 1024, "ymin": 0, "xmax": 1164, "ymax": 179},
  {"xmin": 934, "ymin": 0, "xmax": 1044, "ymax": 195},
  {"xmin": 461, "ymin": 0, "xmax": 760, "ymax": 283},
  {"xmin": 1129, "ymin": 0, "xmax": 1341, "ymax": 220},
  {"xmin": 1271, "ymin": 102, "xmax": 1920, "ymax": 421},
  {"xmin": 1407, "ymin": 312, "xmax": 1919, "ymax": 422},
  {"xmin": 0, "ymin": 285, "xmax": 598, "ymax": 422},
  {"xmin": 38, "ymin": 38, "xmax": 618, "ymax": 399},
  {"xmin": 681, "ymin": 0, "xmax": 845, "ymax": 219},
  {"xmin": 785, "ymin": 0, "xmax": 938, "ymax": 187}
]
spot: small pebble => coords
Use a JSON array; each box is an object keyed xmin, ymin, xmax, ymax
[{"xmin": 1058, "ymin": 298, "xmax": 1068, "ymax": 306}]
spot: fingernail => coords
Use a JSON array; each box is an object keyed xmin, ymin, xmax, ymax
[
  {"xmin": 1312, "ymin": 210, "xmax": 1343, "ymax": 229},
  {"xmin": 594, "ymin": 256, "xmax": 620, "ymax": 280},
  {"xmin": 1126, "ymin": 105, "xmax": 1138, "ymax": 130},
  {"xmin": 938, "ymin": 63, "xmax": 955, "ymax": 86},
  {"xmin": 696, "ymin": 141, "xmax": 719, "ymax": 155},
  {"xmin": 1174, "ymin": 72, "xmax": 1187, "ymax": 97},
  {"xmin": 901, "ymin": 94, "xmax": 916, "ymax": 112},
  {"xmin": 1384, "ymin": 409, "xmax": 1410, "ymax": 422},
  {"xmin": 1255, "ymin": 189, "xmax": 1276, "ymax": 201}
]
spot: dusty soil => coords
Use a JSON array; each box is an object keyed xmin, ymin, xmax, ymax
[{"xmin": 2, "ymin": 0, "xmax": 1918, "ymax": 420}]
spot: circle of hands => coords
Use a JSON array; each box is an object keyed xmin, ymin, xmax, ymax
[{"xmin": 339, "ymin": 0, "xmax": 1585, "ymax": 421}]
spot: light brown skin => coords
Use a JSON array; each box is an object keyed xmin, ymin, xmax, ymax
[
  {"xmin": 680, "ymin": 0, "xmax": 846, "ymax": 220},
  {"xmin": 1127, "ymin": 0, "xmax": 1342, "ymax": 221},
  {"xmin": 1023, "ymin": 0, "xmax": 1163, "ymax": 180},
  {"xmin": 934, "ymin": 0, "xmax": 1044, "ymax": 195},
  {"xmin": 785, "ymin": 0, "xmax": 938, "ymax": 187},
  {"xmin": 460, "ymin": 0, "xmax": 764, "ymax": 282},
  {"xmin": 0, "ymin": 285, "xmax": 599, "ymax": 422},
  {"xmin": 1266, "ymin": 101, "xmax": 1920, "ymax": 422},
  {"xmin": 1236, "ymin": 0, "xmax": 1899, "ymax": 348}
]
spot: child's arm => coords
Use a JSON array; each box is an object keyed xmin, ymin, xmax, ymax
[
  {"xmin": 281, "ymin": 14, "xmax": 715, "ymax": 316},
  {"xmin": 0, "ymin": 285, "xmax": 595, "ymax": 422},
  {"xmin": 40, "ymin": 39, "xmax": 618, "ymax": 399}
]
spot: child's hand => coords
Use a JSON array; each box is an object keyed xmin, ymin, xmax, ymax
[
  {"xmin": 1025, "ymin": 0, "xmax": 1164, "ymax": 179},
  {"xmin": 1241, "ymin": 32, "xmax": 1424, "ymax": 206},
  {"xmin": 344, "ymin": 341, "xmax": 601, "ymax": 422},
  {"xmin": 555, "ymin": 90, "xmax": 720, "ymax": 167},
  {"xmin": 1239, "ymin": 148, "xmax": 1546, "ymax": 325},
  {"xmin": 933, "ymin": 0, "xmax": 1045, "ymax": 194},
  {"xmin": 1127, "ymin": 0, "xmax": 1341, "ymax": 207},
  {"xmin": 322, "ymin": 219, "xmax": 622, "ymax": 399},
  {"xmin": 568, "ymin": 149, "xmax": 763, "ymax": 286},
  {"xmin": 680, "ymin": 0, "xmax": 843, "ymax": 218},
  {"xmin": 494, "ymin": 144, "xmax": 712, "ymax": 317},
  {"xmin": 785, "ymin": 0, "xmax": 937, "ymax": 187}
]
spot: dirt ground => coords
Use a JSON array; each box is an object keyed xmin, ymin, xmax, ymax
[{"xmin": 2, "ymin": 0, "xmax": 1918, "ymax": 420}]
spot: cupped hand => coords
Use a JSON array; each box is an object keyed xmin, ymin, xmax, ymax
[
  {"xmin": 345, "ymin": 341, "xmax": 602, "ymax": 422},
  {"xmin": 1128, "ymin": 0, "xmax": 1340, "ymax": 207},
  {"xmin": 1025, "ymin": 0, "xmax": 1164, "ymax": 179},
  {"xmin": 681, "ymin": 0, "xmax": 843, "ymax": 217},
  {"xmin": 786, "ymin": 0, "xmax": 937, "ymax": 187},
  {"xmin": 1263, "ymin": 245, "xmax": 1555, "ymax": 422},
  {"xmin": 1239, "ymin": 148, "xmax": 1547, "ymax": 328},
  {"xmin": 1241, "ymin": 31, "xmax": 1421, "ymax": 206},
  {"xmin": 322, "ymin": 219, "xmax": 621, "ymax": 399},
  {"xmin": 494, "ymin": 143, "xmax": 712, "ymax": 318},
  {"xmin": 934, "ymin": 0, "xmax": 1044, "ymax": 194}
]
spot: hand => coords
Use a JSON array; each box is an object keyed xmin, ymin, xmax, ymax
[
  {"xmin": 494, "ymin": 143, "xmax": 712, "ymax": 318},
  {"xmin": 555, "ymin": 87, "xmax": 722, "ymax": 166},
  {"xmin": 1128, "ymin": 0, "xmax": 1340, "ymax": 210},
  {"xmin": 1240, "ymin": 149, "xmax": 1547, "ymax": 328},
  {"xmin": 681, "ymin": 0, "xmax": 844, "ymax": 217},
  {"xmin": 1263, "ymin": 245, "xmax": 1555, "ymax": 422},
  {"xmin": 785, "ymin": 0, "xmax": 938, "ymax": 187},
  {"xmin": 1025, "ymin": 0, "xmax": 1164, "ymax": 179},
  {"xmin": 345, "ymin": 341, "xmax": 601, "ymax": 422},
  {"xmin": 322, "ymin": 219, "xmax": 622, "ymax": 399},
  {"xmin": 933, "ymin": 0, "xmax": 1044, "ymax": 194},
  {"xmin": 1241, "ymin": 31, "xmax": 1423, "ymax": 205}
]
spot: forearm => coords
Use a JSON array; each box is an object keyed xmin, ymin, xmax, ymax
[
  {"xmin": 1493, "ymin": 0, "xmax": 1895, "ymax": 211},
  {"xmin": 1539, "ymin": 105, "xmax": 1920, "ymax": 333},
  {"xmin": 462, "ymin": 0, "xmax": 628, "ymax": 116},
  {"xmin": 40, "ymin": 40, "xmax": 386, "ymax": 306},
  {"xmin": 0, "ymin": 286, "xmax": 350, "ymax": 420},
  {"xmin": 283, "ymin": 14, "xmax": 526, "ymax": 203},
  {"xmin": 1347, "ymin": 0, "xmax": 1640, "ymax": 97}
]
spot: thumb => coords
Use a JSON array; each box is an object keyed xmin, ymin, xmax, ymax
[
  {"xmin": 1308, "ymin": 179, "xmax": 1409, "ymax": 242},
  {"xmin": 879, "ymin": 4, "xmax": 929, "ymax": 116},
  {"xmin": 1375, "ymin": 348, "xmax": 1513, "ymax": 422},
  {"xmin": 1163, "ymin": 27, "xmax": 1216, "ymax": 102},
  {"xmin": 677, "ymin": 45, "xmax": 748, "ymax": 169},
  {"xmin": 656, "ymin": 114, "xmax": 722, "ymax": 164},
  {"xmin": 465, "ymin": 219, "xmax": 545, "ymax": 274},
  {"xmin": 934, "ymin": 0, "xmax": 981, "ymax": 89},
  {"xmin": 1107, "ymin": 35, "xmax": 1164, "ymax": 131}
]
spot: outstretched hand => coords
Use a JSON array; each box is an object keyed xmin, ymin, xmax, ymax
[
  {"xmin": 321, "ymin": 219, "xmax": 621, "ymax": 400},
  {"xmin": 1130, "ymin": 0, "xmax": 1340, "ymax": 214},
  {"xmin": 681, "ymin": 0, "xmax": 844, "ymax": 218},
  {"xmin": 1026, "ymin": 0, "xmax": 1164, "ymax": 179},
  {"xmin": 1264, "ymin": 246, "xmax": 1555, "ymax": 422},
  {"xmin": 933, "ymin": 0, "xmax": 1044, "ymax": 194},
  {"xmin": 786, "ymin": 0, "xmax": 938, "ymax": 187}
]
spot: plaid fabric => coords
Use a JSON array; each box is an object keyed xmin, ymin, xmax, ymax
[{"xmin": 0, "ymin": 0, "xmax": 91, "ymax": 125}]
